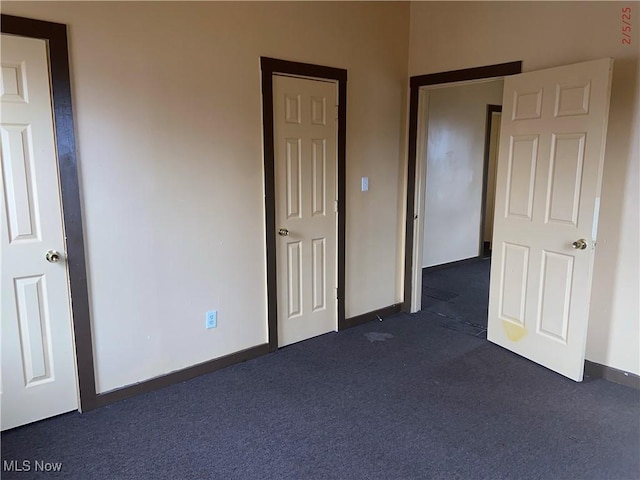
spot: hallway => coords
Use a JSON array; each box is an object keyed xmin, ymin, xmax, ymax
[{"xmin": 422, "ymin": 259, "xmax": 491, "ymax": 338}]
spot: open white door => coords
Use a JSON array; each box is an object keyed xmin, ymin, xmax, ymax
[
  {"xmin": 1, "ymin": 34, "xmax": 79, "ymax": 429},
  {"xmin": 487, "ymin": 59, "xmax": 613, "ymax": 381}
]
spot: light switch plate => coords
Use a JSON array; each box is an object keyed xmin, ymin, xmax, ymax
[{"xmin": 361, "ymin": 177, "xmax": 369, "ymax": 191}]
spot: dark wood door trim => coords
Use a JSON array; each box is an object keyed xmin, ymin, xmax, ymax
[
  {"xmin": 260, "ymin": 57, "xmax": 347, "ymax": 351},
  {"xmin": 479, "ymin": 104, "xmax": 503, "ymax": 257},
  {"xmin": 1, "ymin": 14, "xmax": 98, "ymax": 411},
  {"xmin": 403, "ymin": 61, "xmax": 522, "ymax": 311}
]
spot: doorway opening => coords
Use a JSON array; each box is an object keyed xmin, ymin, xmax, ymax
[
  {"xmin": 406, "ymin": 59, "xmax": 614, "ymax": 381},
  {"xmin": 419, "ymin": 101, "xmax": 505, "ymax": 338},
  {"xmin": 417, "ymin": 78, "xmax": 506, "ymax": 338},
  {"xmin": 481, "ymin": 104, "xmax": 502, "ymax": 259},
  {"xmin": 404, "ymin": 62, "xmax": 522, "ymax": 315}
]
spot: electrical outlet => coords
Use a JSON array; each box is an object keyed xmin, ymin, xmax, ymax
[
  {"xmin": 205, "ymin": 310, "xmax": 217, "ymax": 329},
  {"xmin": 361, "ymin": 177, "xmax": 369, "ymax": 191}
]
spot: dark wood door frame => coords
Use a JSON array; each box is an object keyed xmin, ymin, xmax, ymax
[
  {"xmin": 1, "ymin": 14, "xmax": 97, "ymax": 411},
  {"xmin": 479, "ymin": 104, "xmax": 503, "ymax": 257},
  {"xmin": 403, "ymin": 61, "xmax": 522, "ymax": 312},
  {"xmin": 260, "ymin": 57, "xmax": 347, "ymax": 351}
]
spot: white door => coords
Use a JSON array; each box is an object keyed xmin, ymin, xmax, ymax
[
  {"xmin": 1, "ymin": 34, "xmax": 79, "ymax": 430},
  {"xmin": 488, "ymin": 59, "xmax": 613, "ymax": 381},
  {"xmin": 273, "ymin": 75, "xmax": 338, "ymax": 347}
]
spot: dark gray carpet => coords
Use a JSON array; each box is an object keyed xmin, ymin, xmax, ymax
[
  {"xmin": 2, "ymin": 311, "xmax": 639, "ymax": 479},
  {"xmin": 422, "ymin": 259, "xmax": 492, "ymax": 338}
]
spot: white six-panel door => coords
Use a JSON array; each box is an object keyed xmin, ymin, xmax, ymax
[
  {"xmin": 1, "ymin": 34, "xmax": 79, "ymax": 430},
  {"xmin": 273, "ymin": 75, "xmax": 338, "ymax": 347},
  {"xmin": 487, "ymin": 59, "xmax": 613, "ymax": 381}
]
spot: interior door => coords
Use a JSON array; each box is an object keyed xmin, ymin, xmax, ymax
[
  {"xmin": 487, "ymin": 59, "xmax": 613, "ymax": 381},
  {"xmin": 273, "ymin": 75, "xmax": 338, "ymax": 347},
  {"xmin": 1, "ymin": 34, "xmax": 79, "ymax": 430}
]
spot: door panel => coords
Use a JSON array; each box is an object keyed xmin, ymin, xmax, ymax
[
  {"xmin": 14, "ymin": 275, "xmax": 53, "ymax": 385},
  {"xmin": 287, "ymin": 241, "xmax": 303, "ymax": 318},
  {"xmin": 311, "ymin": 139, "xmax": 326, "ymax": 217},
  {"xmin": 499, "ymin": 242, "xmax": 529, "ymax": 326},
  {"xmin": 505, "ymin": 134, "xmax": 538, "ymax": 220},
  {"xmin": 1, "ymin": 34, "xmax": 78, "ymax": 430},
  {"xmin": 274, "ymin": 75, "xmax": 337, "ymax": 347},
  {"xmin": 546, "ymin": 133, "xmax": 585, "ymax": 225},
  {"xmin": 311, "ymin": 238, "xmax": 326, "ymax": 311},
  {"xmin": 1, "ymin": 125, "xmax": 40, "ymax": 241},
  {"xmin": 538, "ymin": 251, "xmax": 572, "ymax": 342},
  {"xmin": 488, "ymin": 59, "xmax": 613, "ymax": 381}
]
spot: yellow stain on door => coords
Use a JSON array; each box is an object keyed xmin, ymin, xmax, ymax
[{"xmin": 502, "ymin": 320, "xmax": 527, "ymax": 342}]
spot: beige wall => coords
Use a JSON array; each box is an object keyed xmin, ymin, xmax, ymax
[
  {"xmin": 421, "ymin": 80, "xmax": 503, "ymax": 267},
  {"xmin": 3, "ymin": 1, "xmax": 410, "ymax": 393},
  {"xmin": 410, "ymin": 1, "xmax": 640, "ymax": 375}
]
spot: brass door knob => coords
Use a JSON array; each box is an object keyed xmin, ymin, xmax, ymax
[
  {"xmin": 45, "ymin": 250, "xmax": 62, "ymax": 263},
  {"xmin": 572, "ymin": 239, "xmax": 588, "ymax": 250},
  {"xmin": 278, "ymin": 228, "xmax": 289, "ymax": 237}
]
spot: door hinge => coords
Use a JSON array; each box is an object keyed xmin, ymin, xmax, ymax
[
  {"xmin": 335, "ymin": 105, "xmax": 339, "ymax": 120},
  {"xmin": 334, "ymin": 200, "xmax": 338, "ymax": 212}
]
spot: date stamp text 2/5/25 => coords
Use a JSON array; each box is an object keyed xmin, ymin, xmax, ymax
[{"xmin": 622, "ymin": 7, "xmax": 632, "ymax": 45}]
